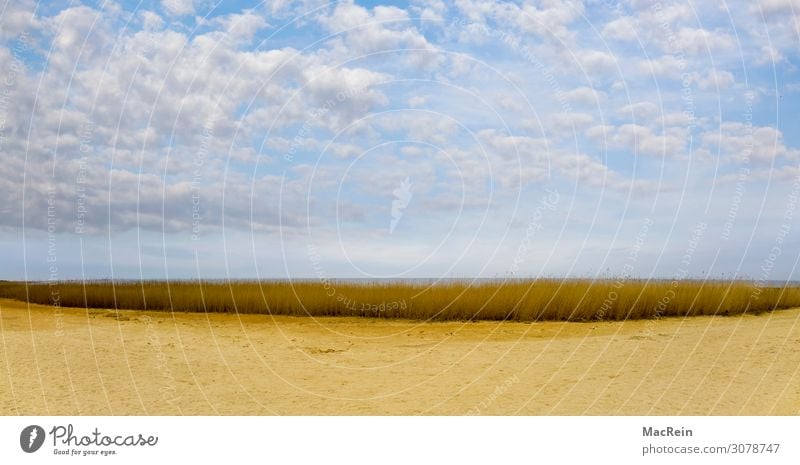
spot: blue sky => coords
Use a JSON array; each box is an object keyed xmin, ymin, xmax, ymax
[{"xmin": 0, "ymin": 0, "xmax": 798, "ymax": 281}]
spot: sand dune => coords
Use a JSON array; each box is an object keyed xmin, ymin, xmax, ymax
[{"xmin": 1, "ymin": 298, "xmax": 798, "ymax": 415}]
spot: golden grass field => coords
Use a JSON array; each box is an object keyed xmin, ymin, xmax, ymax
[
  {"xmin": 0, "ymin": 297, "xmax": 798, "ymax": 415},
  {"xmin": 0, "ymin": 279, "xmax": 798, "ymax": 321},
  {"xmin": 1, "ymin": 279, "xmax": 799, "ymax": 415}
]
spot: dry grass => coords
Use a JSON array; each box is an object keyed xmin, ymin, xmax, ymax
[{"xmin": 0, "ymin": 279, "xmax": 797, "ymax": 322}]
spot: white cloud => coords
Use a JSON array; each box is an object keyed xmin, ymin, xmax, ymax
[
  {"xmin": 139, "ymin": 11, "xmax": 165, "ymax": 31},
  {"xmin": 601, "ymin": 5, "xmax": 734, "ymax": 58},
  {"xmin": 300, "ymin": 65, "xmax": 390, "ymax": 130},
  {"xmin": 543, "ymin": 112, "xmax": 595, "ymax": 139},
  {"xmin": 0, "ymin": 3, "xmax": 405, "ymax": 236},
  {"xmin": 668, "ymin": 27, "xmax": 734, "ymax": 55},
  {"xmin": 317, "ymin": 1, "xmax": 434, "ymax": 59},
  {"xmin": 0, "ymin": 0, "xmax": 41, "ymax": 39},
  {"xmin": 509, "ymin": 0, "xmax": 586, "ymax": 40},
  {"xmin": 773, "ymin": 165, "xmax": 800, "ymax": 182},
  {"xmin": 576, "ymin": 50, "xmax": 617, "ymax": 74},
  {"xmin": 161, "ymin": 0, "xmax": 194, "ymax": 16},
  {"xmin": 755, "ymin": 44, "xmax": 785, "ymax": 65},
  {"xmin": 562, "ymin": 86, "xmax": 606, "ymax": 106},
  {"xmin": 618, "ymin": 101, "xmax": 661, "ymax": 120},
  {"xmin": 200, "ymin": 10, "xmax": 269, "ymax": 44},
  {"xmin": 477, "ymin": 129, "xmax": 548, "ymax": 161},
  {"xmin": 413, "ymin": 0, "xmax": 448, "ymax": 23},
  {"xmin": 475, "ymin": 129, "xmax": 649, "ymax": 192},
  {"xmin": 2, "ymin": 0, "xmax": 799, "ymax": 281},
  {"xmin": 662, "ymin": 111, "xmax": 695, "ymax": 127},
  {"xmin": 452, "ymin": 0, "xmax": 503, "ymax": 22},
  {"xmin": 553, "ymin": 151, "xmax": 646, "ymax": 192},
  {"xmin": 375, "ymin": 112, "xmax": 459, "ymax": 145},
  {"xmin": 494, "ymin": 93, "xmax": 526, "ymax": 113},
  {"xmin": 701, "ymin": 123, "xmax": 800, "ymax": 163},
  {"xmin": 588, "ymin": 124, "xmax": 689, "ymax": 158},
  {"xmin": 585, "ymin": 124, "xmax": 613, "ymax": 140},
  {"xmin": 407, "ymin": 95, "xmax": 428, "ymax": 107},
  {"xmin": 452, "ymin": 0, "xmax": 584, "ymax": 41},
  {"xmin": 46, "ymin": 6, "xmax": 109, "ymax": 71},
  {"xmin": 602, "ymin": 16, "xmax": 638, "ymax": 41},
  {"xmin": 327, "ymin": 142, "xmax": 364, "ymax": 159},
  {"xmin": 446, "ymin": 53, "xmax": 475, "ymax": 77},
  {"xmin": 755, "ymin": 0, "xmax": 800, "ymax": 14},
  {"xmin": 638, "ymin": 55, "xmax": 685, "ymax": 78},
  {"xmin": 693, "ymin": 69, "xmax": 735, "ymax": 90},
  {"xmin": 644, "ymin": 57, "xmax": 735, "ymax": 88}
]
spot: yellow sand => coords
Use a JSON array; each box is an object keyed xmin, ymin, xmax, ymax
[{"xmin": 1, "ymin": 298, "xmax": 798, "ymax": 415}]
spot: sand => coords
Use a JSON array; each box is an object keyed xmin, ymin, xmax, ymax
[{"xmin": 0, "ymin": 298, "xmax": 798, "ymax": 415}]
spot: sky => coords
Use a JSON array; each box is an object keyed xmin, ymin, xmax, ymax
[{"xmin": 0, "ymin": 0, "xmax": 798, "ymax": 281}]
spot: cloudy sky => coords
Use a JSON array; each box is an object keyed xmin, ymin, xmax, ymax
[{"xmin": 1, "ymin": 0, "xmax": 798, "ymax": 281}]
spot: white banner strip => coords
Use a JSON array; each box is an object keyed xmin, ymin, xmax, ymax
[{"xmin": 1, "ymin": 416, "xmax": 796, "ymax": 464}]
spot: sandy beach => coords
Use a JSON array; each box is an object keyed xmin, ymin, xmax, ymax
[{"xmin": 1, "ymin": 298, "xmax": 798, "ymax": 415}]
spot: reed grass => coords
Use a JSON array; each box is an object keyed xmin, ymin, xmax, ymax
[{"xmin": 0, "ymin": 279, "xmax": 797, "ymax": 322}]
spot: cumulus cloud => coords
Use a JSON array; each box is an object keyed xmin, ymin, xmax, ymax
[
  {"xmin": 0, "ymin": 4, "xmax": 395, "ymax": 236},
  {"xmin": 602, "ymin": 16, "xmax": 639, "ymax": 41},
  {"xmin": 701, "ymin": 123, "xmax": 800, "ymax": 164},
  {"xmin": 638, "ymin": 55, "xmax": 685, "ymax": 78},
  {"xmin": 692, "ymin": 69, "xmax": 735, "ymax": 90},
  {"xmin": 161, "ymin": 0, "xmax": 194, "ymax": 17},
  {"xmin": 412, "ymin": 0, "xmax": 448, "ymax": 23},
  {"xmin": 542, "ymin": 112, "xmax": 595, "ymax": 139},
  {"xmin": 755, "ymin": 0, "xmax": 800, "ymax": 14},
  {"xmin": 600, "ymin": 3, "xmax": 735, "ymax": 60},
  {"xmin": 1, "ymin": 0, "xmax": 799, "ymax": 283},
  {"xmin": 199, "ymin": 10, "xmax": 269, "ymax": 44},
  {"xmin": 504, "ymin": 0, "xmax": 586, "ymax": 40},
  {"xmin": 666, "ymin": 27, "xmax": 734, "ymax": 55},
  {"xmin": 618, "ymin": 101, "xmax": 662, "ymax": 120},
  {"xmin": 316, "ymin": 0, "xmax": 438, "ymax": 67},
  {"xmin": 474, "ymin": 129, "xmax": 648, "ymax": 192},
  {"xmin": 576, "ymin": 50, "xmax": 617, "ymax": 74},
  {"xmin": 587, "ymin": 123, "xmax": 690, "ymax": 158},
  {"xmin": 561, "ymin": 86, "xmax": 607, "ymax": 106},
  {"xmin": 139, "ymin": 11, "xmax": 165, "ymax": 31},
  {"xmin": 0, "ymin": 0, "xmax": 41, "ymax": 39}
]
